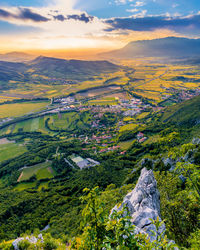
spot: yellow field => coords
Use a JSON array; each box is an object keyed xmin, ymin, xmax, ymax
[
  {"xmin": 0, "ymin": 102, "xmax": 49, "ymax": 118},
  {"xmin": 119, "ymin": 123, "xmax": 138, "ymax": 132}
]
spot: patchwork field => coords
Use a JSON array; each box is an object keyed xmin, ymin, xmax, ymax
[{"xmin": 0, "ymin": 111, "xmax": 92, "ymax": 136}]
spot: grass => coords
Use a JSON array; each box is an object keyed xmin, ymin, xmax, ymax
[
  {"xmin": 0, "ymin": 143, "xmax": 27, "ymax": 163},
  {"xmin": 14, "ymin": 182, "xmax": 36, "ymax": 191},
  {"xmin": 0, "ymin": 101, "xmax": 49, "ymax": 118},
  {"xmin": 19, "ymin": 161, "xmax": 54, "ymax": 182},
  {"xmin": 37, "ymin": 182, "xmax": 49, "ymax": 191},
  {"xmin": 119, "ymin": 123, "xmax": 138, "ymax": 132},
  {"xmin": 88, "ymin": 100, "xmax": 118, "ymax": 106},
  {"xmin": 118, "ymin": 139, "xmax": 135, "ymax": 150}
]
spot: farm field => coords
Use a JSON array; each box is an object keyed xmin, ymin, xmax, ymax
[
  {"xmin": 0, "ymin": 101, "xmax": 49, "ymax": 119},
  {"xmin": 88, "ymin": 97, "xmax": 118, "ymax": 106},
  {"xmin": 118, "ymin": 139, "xmax": 135, "ymax": 150},
  {"xmin": 18, "ymin": 161, "xmax": 55, "ymax": 182},
  {"xmin": 0, "ymin": 111, "xmax": 92, "ymax": 136},
  {"xmin": 119, "ymin": 123, "xmax": 138, "ymax": 132},
  {"xmin": 0, "ymin": 141, "xmax": 27, "ymax": 163}
]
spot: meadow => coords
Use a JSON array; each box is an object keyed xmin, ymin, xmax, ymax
[
  {"xmin": 18, "ymin": 161, "xmax": 55, "ymax": 182},
  {"xmin": 0, "ymin": 141, "xmax": 27, "ymax": 163},
  {"xmin": 0, "ymin": 101, "xmax": 49, "ymax": 119},
  {"xmin": 0, "ymin": 111, "xmax": 92, "ymax": 136}
]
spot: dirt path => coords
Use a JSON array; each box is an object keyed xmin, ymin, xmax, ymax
[{"xmin": 17, "ymin": 172, "xmax": 23, "ymax": 182}]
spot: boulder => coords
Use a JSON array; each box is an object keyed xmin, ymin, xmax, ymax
[{"xmin": 111, "ymin": 167, "xmax": 165, "ymax": 241}]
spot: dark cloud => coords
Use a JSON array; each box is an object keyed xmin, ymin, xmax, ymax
[
  {"xmin": 66, "ymin": 13, "xmax": 94, "ymax": 23},
  {"xmin": 104, "ymin": 15, "xmax": 200, "ymax": 33},
  {"xmin": 0, "ymin": 9, "xmax": 13, "ymax": 18},
  {"xmin": 18, "ymin": 8, "xmax": 50, "ymax": 22},
  {"xmin": 0, "ymin": 7, "xmax": 94, "ymax": 24},
  {"xmin": 53, "ymin": 14, "xmax": 66, "ymax": 21},
  {"xmin": 0, "ymin": 7, "xmax": 49, "ymax": 22}
]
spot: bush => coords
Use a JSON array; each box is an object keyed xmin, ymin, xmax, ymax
[{"xmin": 18, "ymin": 239, "xmax": 31, "ymax": 250}]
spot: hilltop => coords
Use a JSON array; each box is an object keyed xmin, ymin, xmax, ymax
[
  {"xmin": 29, "ymin": 56, "xmax": 121, "ymax": 78},
  {"xmin": 0, "ymin": 56, "xmax": 121, "ymax": 84}
]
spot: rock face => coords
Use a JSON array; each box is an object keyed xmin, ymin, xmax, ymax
[
  {"xmin": 12, "ymin": 234, "xmax": 44, "ymax": 250},
  {"xmin": 111, "ymin": 167, "xmax": 165, "ymax": 241}
]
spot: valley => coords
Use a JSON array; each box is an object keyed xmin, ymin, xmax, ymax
[{"xmin": 0, "ymin": 54, "xmax": 200, "ymax": 249}]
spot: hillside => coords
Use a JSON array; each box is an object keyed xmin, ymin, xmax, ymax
[
  {"xmin": 29, "ymin": 56, "xmax": 121, "ymax": 79},
  {"xmin": 161, "ymin": 95, "xmax": 200, "ymax": 127},
  {"xmin": 0, "ymin": 56, "xmax": 121, "ymax": 85},
  {"xmin": 101, "ymin": 37, "xmax": 200, "ymax": 59}
]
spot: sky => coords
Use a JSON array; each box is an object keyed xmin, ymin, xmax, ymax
[{"xmin": 0, "ymin": 0, "xmax": 200, "ymax": 53}]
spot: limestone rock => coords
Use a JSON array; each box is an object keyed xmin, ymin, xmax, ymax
[
  {"xmin": 12, "ymin": 234, "xmax": 43, "ymax": 250},
  {"xmin": 111, "ymin": 167, "xmax": 165, "ymax": 241}
]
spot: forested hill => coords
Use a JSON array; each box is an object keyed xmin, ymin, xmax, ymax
[
  {"xmin": 161, "ymin": 95, "xmax": 200, "ymax": 127},
  {"xmin": 0, "ymin": 56, "xmax": 121, "ymax": 83},
  {"xmin": 29, "ymin": 56, "xmax": 121, "ymax": 78}
]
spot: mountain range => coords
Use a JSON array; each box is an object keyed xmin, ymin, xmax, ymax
[
  {"xmin": 0, "ymin": 56, "xmax": 121, "ymax": 83},
  {"xmin": 100, "ymin": 37, "xmax": 200, "ymax": 59},
  {"xmin": 0, "ymin": 52, "xmax": 36, "ymax": 62}
]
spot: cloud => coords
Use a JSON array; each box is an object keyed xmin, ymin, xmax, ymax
[
  {"xmin": 126, "ymin": 8, "xmax": 139, "ymax": 13},
  {"xmin": 114, "ymin": 0, "xmax": 127, "ymax": 5},
  {"xmin": 134, "ymin": 1, "xmax": 145, "ymax": 7},
  {"xmin": 0, "ymin": 7, "xmax": 50, "ymax": 22},
  {"xmin": 18, "ymin": 8, "xmax": 50, "ymax": 22},
  {"xmin": 0, "ymin": 7, "xmax": 94, "ymax": 24},
  {"xmin": 104, "ymin": 14, "xmax": 200, "ymax": 34},
  {"xmin": 66, "ymin": 13, "xmax": 94, "ymax": 23},
  {"xmin": 53, "ymin": 14, "xmax": 66, "ymax": 21}
]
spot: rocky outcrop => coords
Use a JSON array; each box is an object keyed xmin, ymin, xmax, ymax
[
  {"xmin": 12, "ymin": 234, "xmax": 44, "ymax": 250},
  {"xmin": 111, "ymin": 167, "xmax": 165, "ymax": 241}
]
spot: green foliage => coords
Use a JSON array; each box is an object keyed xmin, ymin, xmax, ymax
[
  {"xmin": 18, "ymin": 239, "xmax": 32, "ymax": 250},
  {"xmin": 103, "ymin": 207, "xmax": 138, "ymax": 250},
  {"xmin": 188, "ymin": 229, "xmax": 200, "ymax": 249},
  {"xmin": 154, "ymin": 171, "xmax": 200, "ymax": 247},
  {"xmin": 78, "ymin": 186, "xmax": 107, "ymax": 249},
  {"xmin": 176, "ymin": 162, "xmax": 200, "ymax": 199},
  {"xmin": 72, "ymin": 187, "xmax": 178, "ymax": 250},
  {"xmin": 43, "ymin": 234, "xmax": 58, "ymax": 250}
]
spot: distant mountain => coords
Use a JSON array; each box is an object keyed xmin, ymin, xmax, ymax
[
  {"xmin": 0, "ymin": 56, "xmax": 121, "ymax": 84},
  {"xmin": 28, "ymin": 56, "xmax": 121, "ymax": 79},
  {"xmin": 100, "ymin": 37, "xmax": 200, "ymax": 59},
  {"xmin": 0, "ymin": 52, "xmax": 35, "ymax": 62}
]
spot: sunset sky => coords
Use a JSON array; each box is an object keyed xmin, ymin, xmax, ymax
[{"xmin": 0, "ymin": 0, "xmax": 200, "ymax": 54}]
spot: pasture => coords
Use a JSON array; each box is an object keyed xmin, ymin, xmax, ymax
[
  {"xmin": 119, "ymin": 123, "xmax": 138, "ymax": 132},
  {"xmin": 0, "ymin": 101, "xmax": 49, "ymax": 118},
  {"xmin": 18, "ymin": 161, "xmax": 55, "ymax": 182},
  {"xmin": 0, "ymin": 141, "xmax": 27, "ymax": 163}
]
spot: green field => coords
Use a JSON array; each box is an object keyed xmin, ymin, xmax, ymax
[
  {"xmin": 19, "ymin": 161, "xmax": 55, "ymax": 182},
  {"xmin": 118, "ymin": 139, "xmax": 135, "ymax": 150},
  {"xmin": 0, "ymin": 111, "xmax": 92, "ymax": 136},
  {"xmin": 0, "ymin": 101, "xmax": 49, "ymax": 118},
  {"xmin": 0, "ymin": 142, "xmax": 27, "ymax": 162},
  {"xmin": 119, "ymin": 123, "xmax": 138, "ymax": 132},
  {"xmin": 14, "ymin": 182, "xmax": 36, "ymax": 191}
]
